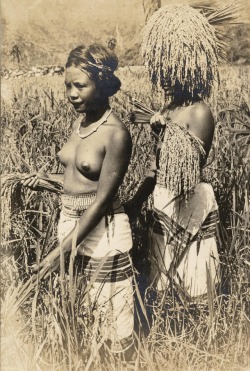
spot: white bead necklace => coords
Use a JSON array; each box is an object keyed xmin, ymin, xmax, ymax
[{"xmin": 76, "ymin": 108, "xmax": 112, "ymax": 139}]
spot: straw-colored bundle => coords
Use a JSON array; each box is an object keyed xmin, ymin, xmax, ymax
[
  {"xmin": 2, "ymin": 174, "xmax": 63, "ymax": 194},
  {"xmin": 141, "ymin": 4, "xmax": 220, "ymax": 99},
  {"xmin": 128, "ymin": 97, "xmax": 155, "ymax": 124},
  {"xmin": 157, "ymin": 121, "xmax": 206, "ymax": 197},
  {"xmin": 1, "ymin": 173, "xmax": 63, "ymax": 239}
]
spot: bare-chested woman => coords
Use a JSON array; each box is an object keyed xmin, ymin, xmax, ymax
[{"xmin": 23, "ymin": 44, "xmax": 134, "ymax": 358}]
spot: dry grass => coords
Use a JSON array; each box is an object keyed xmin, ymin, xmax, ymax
[{"xmin": 1, "ymin": 66, "xmax": 250, "ymax": 370}]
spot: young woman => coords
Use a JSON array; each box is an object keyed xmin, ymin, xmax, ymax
[
  {"xmin": 129, "ymin": 4, "xmax": 221, "ymax": 300},
  {"xmin": 23, "ymin": 44, "xmax": 134, "ymax": 358}
]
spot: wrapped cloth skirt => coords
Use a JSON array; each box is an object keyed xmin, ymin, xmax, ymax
[
  {"xmin": 58, "ymin": 193, "xmax": 134, "ymax": 353},
  {"xmin": 150, "ymin": 183, "xmax": 220, "ymax": 299}
]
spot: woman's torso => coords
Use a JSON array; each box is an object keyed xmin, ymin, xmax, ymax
[{"xmin": 57, "ymin": 113, "xmax": 124, "ymax": 196}]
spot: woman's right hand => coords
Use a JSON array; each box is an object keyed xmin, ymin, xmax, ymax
[
  {"xmin": 150, "ymin": 112, "xmax": 166, "ymax": 134},
  {"xmin": 22, "ymin": 171, "xmax": 49, "ymax": 191},
  {"xmin": 31, "ymin": 245, "xmax": 63, "ymax": 280}
]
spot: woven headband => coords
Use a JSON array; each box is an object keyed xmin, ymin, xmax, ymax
[{"xmin": 80, "ymin": 59, "xmax": 113, "ymax": 72}]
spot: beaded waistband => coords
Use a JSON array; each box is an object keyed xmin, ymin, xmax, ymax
[
  {"xmin": 62, "ymin": 193, "xmax": 96, "ymax": 209},
  {"xmin": 61, "ymin": 193, "xmax": 124, "ymax": 217},
  {"xmin": 61, "ymin": 193, "xmax": 96, "ymax": 217}
]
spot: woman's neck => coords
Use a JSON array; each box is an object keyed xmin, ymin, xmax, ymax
[{"xmin": 84, "ymin": 102, "xmax": 110, "ymax": 127}]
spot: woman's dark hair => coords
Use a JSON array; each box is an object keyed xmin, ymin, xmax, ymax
[{"xmin": 66, "ymin": 44, "xmax": 121, "ymax": 98}]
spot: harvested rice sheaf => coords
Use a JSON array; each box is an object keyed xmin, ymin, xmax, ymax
[
  {"xmin": 1, "ymin": 174, "xmax": 62, "ymax": 239},
  {"xmin": 157, "ymin": 121, "xmax": 206, "ymax": 197},
  {"xmin": 141, "ymin": 4, "xmax": 220, "ymax": 98}
]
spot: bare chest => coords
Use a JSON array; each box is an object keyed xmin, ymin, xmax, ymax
[{"xmin": 57, "ymin": 130, "xmax": 105, "ymax": 177}]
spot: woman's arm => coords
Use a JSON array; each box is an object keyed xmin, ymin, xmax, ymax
[
  {"xmin": 48, "ymin": 173, "xmax": 64, "ymax": 184},
  {"xmin": 150, "ymin": 102, "xmax": 214, "ymax": 155}
]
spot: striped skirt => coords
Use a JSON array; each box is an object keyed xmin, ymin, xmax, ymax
[
  {"xmin": 57, "ymin": 193, "xmax": 134, "ymax": 353},
  {"xmin": 150, "ymin": 183, "xmax": 221, "ymax": 299}
]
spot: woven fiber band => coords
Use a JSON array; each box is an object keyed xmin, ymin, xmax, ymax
[
  {"xmin": 152, "ymin": 207, "xmax": 219, "ymax": 249},
  {"xmin": 61, "ymin": 193, "xmax": 96, "ymax": 217},
  {"xmin": 62, "ymin": 193, "xmax": 97, "ymax": 210},
  {"xmin": 74, "ymin": 251, "xmax": 133, "ymax": 283},
  {"xmin": 61, "ymin": 192, "xmax": 124, "ymax": 217}
]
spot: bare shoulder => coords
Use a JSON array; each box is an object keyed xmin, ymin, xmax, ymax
[
  {"xmin": 188, "ymin": 102, "xmax": 214, "ymax": 153},
  {"xmin": 188, "ymin": 102, "xmax": 214, "ymax": 132},
  {"xmin": 190, "ymin": 101, "xmax": 214, "ymax": 124},
  {"xmin": 105, "ymin": 111, "xmax": 132, "ymax": 148}
]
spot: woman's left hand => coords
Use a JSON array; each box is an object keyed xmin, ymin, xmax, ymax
[{"xmin": 31, "ymin": 246, "xmax": 61, "ymax": 278}]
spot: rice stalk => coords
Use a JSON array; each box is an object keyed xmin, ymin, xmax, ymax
[
  {"xmin": 2, "ymin": 173, "xmax": 63, "ymax": 194},
  {"xmin": 1, "ymin": 173, "xmax": 62, "ymax": 241},
  {"xmin": 141, "ymin": 4, "xmax": 220, "ymax": 98}
]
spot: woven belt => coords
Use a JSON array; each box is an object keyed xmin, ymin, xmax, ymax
[
  {"xmin": 61, "ymin": 193, "xmax": 124, "ymax": 217},
  {"xmin": 152, "ymin": 207, "xmax": 219, "ymax": 248},
  {"xmin": 61, "ymin": 192, "xmax": 96, "ymax": 215},
  {"xmin": 73, "ymin": 251, "xmax": 133, "ymax": 283}
]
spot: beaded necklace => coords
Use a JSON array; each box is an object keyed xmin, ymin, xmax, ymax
[{"xmin": 76, "ymin": 108, "xmax": 112, "ymax": 139}]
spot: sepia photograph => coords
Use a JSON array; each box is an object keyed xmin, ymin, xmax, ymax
[{"xmin": 1, "ymin": 0, "xmax": 250, "ymax": 370}]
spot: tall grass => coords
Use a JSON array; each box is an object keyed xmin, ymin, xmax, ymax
[{"xmin": 1, "ymin": 66, "xmax": 249, "ymax": 370}]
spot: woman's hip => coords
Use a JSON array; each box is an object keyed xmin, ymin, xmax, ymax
[{"xmin": 57, "ymin": 211, "xmax": 133, "ymax": 256}]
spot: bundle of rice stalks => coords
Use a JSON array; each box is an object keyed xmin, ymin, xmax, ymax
[
  {"xmin": 127, "ymin": 97, "xmax": 155, "ymax": 125},
  {"xmin": 1, "ymin": 173, "xmax": 63, "ymax": 195},
  {"xmin": 1, "ymin": 173, "xmax": 63, "ymax": 239},
  {"xmin": 141, "ymin": 4, "xmax": 220, "ymax": 99}
]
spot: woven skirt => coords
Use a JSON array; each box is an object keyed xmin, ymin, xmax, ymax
[
  {"xmin": 57, "ymin": 193, "xmax": 134, "ymax": 353},
  {"xmin": 150, "ymin": 183, "xmax": 220, "ymax": 299}
]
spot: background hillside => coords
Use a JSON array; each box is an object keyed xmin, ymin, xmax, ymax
[{"xmin": 1, "ymin": 0, "xmax": 250, "ymax": 69}]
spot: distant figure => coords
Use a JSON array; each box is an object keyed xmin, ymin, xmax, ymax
[
  {"xmin": 23, "ymin": 43, "xmax": 135, "ymax": 360},
  {"xmin": 130, "ymin": 5, "xmax": 221, "ymax": 300},
  {"xmin": 10, "ymin": 44, "xmax": 22, "ymax": 65}
]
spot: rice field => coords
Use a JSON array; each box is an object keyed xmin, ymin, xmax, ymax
[{"xmin": 1, "ymin": 65, "xmax": 250, "ymax": 370}]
